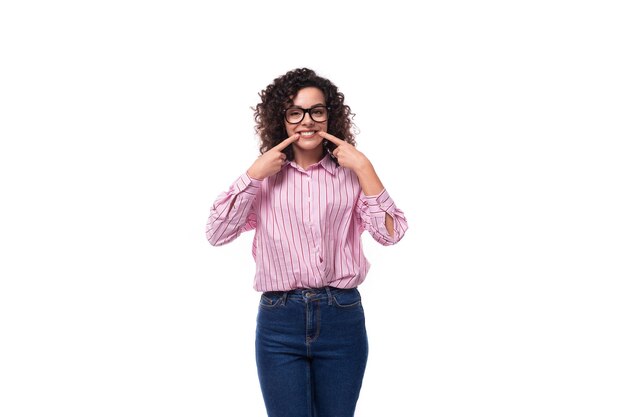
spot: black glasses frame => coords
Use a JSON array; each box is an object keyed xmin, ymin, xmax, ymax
[{"xmin": 283, "ymin": 105, "xmax": 330, "ymax": 124}]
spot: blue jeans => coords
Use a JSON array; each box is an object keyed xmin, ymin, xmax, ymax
[{"xmin": 255, "ymin": 286, "xmax": 369, "ymax": 417}]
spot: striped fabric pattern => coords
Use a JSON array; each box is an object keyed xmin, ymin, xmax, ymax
[{"xmin": 206, "ymin": 154, "xmax": 408, "ymax": 291}]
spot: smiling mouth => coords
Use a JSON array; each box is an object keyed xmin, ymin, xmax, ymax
[{"xmin": 299, "ymin": 131, "xmax": 317, "ymax": 138}]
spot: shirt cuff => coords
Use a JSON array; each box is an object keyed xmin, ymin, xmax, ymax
[
  {"xmin": 361, "ymin": 188, "xmax": 396, "ymax": 214},
  {"xmin": 232, "ymin": 171, "xmax": 263, "ymax": 194}
]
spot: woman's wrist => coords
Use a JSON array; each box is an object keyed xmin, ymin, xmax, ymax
[{"xmin": 247, "ymin": 167, "xmax": 264, "ymax": 180}]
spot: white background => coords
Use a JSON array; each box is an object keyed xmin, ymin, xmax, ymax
[{"xmin": 1, "ymin": 1, "xmax": 625, "ymax": 416}]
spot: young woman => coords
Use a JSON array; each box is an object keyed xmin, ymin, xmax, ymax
[{"xmin": 206, "ymin": 68, "xmax": 408, "ymax": 417}]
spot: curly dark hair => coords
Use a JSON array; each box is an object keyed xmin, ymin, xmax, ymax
[{"xmin": 253, "ymin": 68, "xmax": 357, "ymax": 161}]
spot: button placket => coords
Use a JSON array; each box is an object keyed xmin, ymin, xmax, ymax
[{"xmin": 307, "ymin": 169, "xmax": 325, "ymax": 273}]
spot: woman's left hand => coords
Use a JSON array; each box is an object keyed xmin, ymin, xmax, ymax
[{"xmin": 318, "ymin": 131, "xmax": 370, "ymax": 173}]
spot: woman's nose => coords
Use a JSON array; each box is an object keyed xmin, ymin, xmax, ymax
[{"xmin": 301, "ymin": 112, "xmax": 314, "ymax": 125}]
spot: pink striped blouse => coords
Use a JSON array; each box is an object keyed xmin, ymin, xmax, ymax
[{"xmin": 205, "ymin": 154, "xmax": 408, "ymax": 292}]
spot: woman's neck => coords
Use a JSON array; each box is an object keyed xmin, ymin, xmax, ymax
[{"xmin": 293, "ymin": 148, "xmax": 324, "ymax": 170}]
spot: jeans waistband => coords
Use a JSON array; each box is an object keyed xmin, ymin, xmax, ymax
[{"xmin": 263, "ymin": 286, "xmax": 358, "ymax": 304}]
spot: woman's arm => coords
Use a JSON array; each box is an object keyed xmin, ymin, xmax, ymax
[
  {"xmin": 205, "ymin": 172, "xmax": 260, "ymax": 246},
  {"xmin": 207, "ymin": 135, "xmax": 299, "ymax": 246},
  {"xmin": 352, "ymin": 160, "xmax": 395, "ymax": 237},
  {"xmin": 318, "ymin": 131, "xmax": 407, "ymax": 244}
]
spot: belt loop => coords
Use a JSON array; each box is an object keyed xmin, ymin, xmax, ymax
[
  {"xmin": 281, "ymin": 291, "xmax": 288, "ymax": 306},
  {"xmin": 325, "ymin": 286, "xmax": 333, "ymax": 305}
]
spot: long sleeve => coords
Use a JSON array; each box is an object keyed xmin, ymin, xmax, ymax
[
  {"xmin": 355, "ymin": 188, "xmax": 408, "ymax": 246},
  {"xmin": 205, "ymin": 172, "xmax": 262, "ymax": 246}
]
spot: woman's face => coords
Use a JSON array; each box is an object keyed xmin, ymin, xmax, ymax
[{"xmin": 284, "ymin": 87, "xmax": 328, "ymax": 153}]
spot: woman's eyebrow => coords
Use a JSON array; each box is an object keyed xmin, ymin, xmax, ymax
[{"xmin": 290, "ymin": 103, "xmax": 326, "ymax": 108}]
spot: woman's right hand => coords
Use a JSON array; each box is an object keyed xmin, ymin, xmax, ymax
[{"xmin": 247, "ymin": 134, "xmax": 300, "ymax": 180}]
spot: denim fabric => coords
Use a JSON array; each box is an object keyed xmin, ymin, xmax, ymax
[{"xmin": 255, "ymin": 286, "xmax": 368, "ymax": 417}]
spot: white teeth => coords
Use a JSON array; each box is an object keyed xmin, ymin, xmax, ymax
[{"xmin": 300, "ymin": 131, "xmax": 316, "ymax": 137}]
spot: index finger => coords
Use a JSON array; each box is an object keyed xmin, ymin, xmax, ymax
[
  {"xmin": 318, "ymin": 131, "xmax": 343, "ymax": 145},
  {"xmin": 273, "ymin": 133, "xmax": 300, "ymax": 151}
]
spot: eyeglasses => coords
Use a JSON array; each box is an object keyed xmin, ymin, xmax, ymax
[{"xmin": 284, "ymin": 105, "xmax": 329, "ymax": 124}]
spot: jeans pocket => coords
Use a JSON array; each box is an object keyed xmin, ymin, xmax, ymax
[
  {"xmin": 259, "ymin": 292, "xmax": 285, "ymax": 309},
  {"xmin": 331, "ymin": 288, "xmax": 362, "ymax": 308}
]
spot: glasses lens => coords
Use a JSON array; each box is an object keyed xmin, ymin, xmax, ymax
[
  {"xmin": 285, "ymin": 108, "xmax": 304, "ymax": 124},
  {"xmin": 310, "ymin": 106, "xmax": 328, "ymax": 122}
]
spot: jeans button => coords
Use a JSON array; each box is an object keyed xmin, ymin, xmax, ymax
[{"xmin": 304, "ymin": 292, "xmax": 312, "ymax": 298}]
